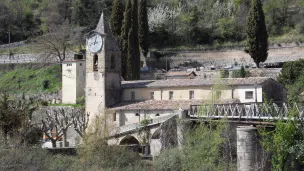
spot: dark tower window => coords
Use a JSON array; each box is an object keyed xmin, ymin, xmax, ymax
[
  {"xmin": 93, "ymin": 54, "xmax": 98, "ymax": 71},
  {"xmin": 111, "ymin": 55, "xmax": 115, "ymax": 69}
]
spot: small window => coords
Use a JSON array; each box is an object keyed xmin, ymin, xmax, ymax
[
  {"xmin": 80, "ymin": 63, "xmax": 82, "ymax": 66},
  {"xmin": 113, "ymin": 113, "xmax": 116, "ymax": 121},
  {"xmin": 232, "ymin": 88, "xmax": 234, "ymax": 99},
  {"xmin": 111, "ymin": 55, "xmax": 115, "ymax": 69},
  {"xmin": 150, "ymin": 92, "xmax": 154, "ymax": 99},
  {"xmin": 131, "ymin": 92, "xmax": 135, "ymax": 100},
  {"xmin": 245, "ymin": 91, "xmax": 254, "ymax": 99},
  {"xmin": 93, "ymin": 54, "xmax": 98, "ymax": 71},
  {"xmin": 169, "ymin": 91, "xmax": 174, "ymax": 100},
  {"xmin": 189, "ymin": 91, "xmax": 194, "ymax": 99},
  {"xmin": 67, "ymin": 63, "xmax": 72, "ymax": 66}
]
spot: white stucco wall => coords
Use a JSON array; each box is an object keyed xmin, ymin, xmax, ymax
[
  {"xmin": 115, "ymin": 110, "xmax": 174, "ymax": 126},
  {"xmin": 62, "ymin": 61, "xmax": 86, "ymax": 104},
  {"xmin": 236, "ymin": 85, "xmax": 263, "ymax": 103}
]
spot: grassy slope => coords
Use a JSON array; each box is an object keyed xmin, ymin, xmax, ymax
[{"xmin": 0, "ymin": 64, "xmax": 61, "ymax": 94}]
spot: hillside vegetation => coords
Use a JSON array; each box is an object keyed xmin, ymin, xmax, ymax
[
  {"xmin": 0, "ymin": 64, "xmax": 61, "ymax": 94},
  {"xmin": 0, "ymin": 0, "xmax": 304, "ymax": 51}
]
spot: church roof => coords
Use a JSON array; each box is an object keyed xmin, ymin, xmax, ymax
[
  {"xmin": 122, "ymin": 77, "xmax": 274, "ymax": 89},
  {"xmin": 110, "ymin": 99, "xmax": 240, "ymax": 111},
  {"xmin": 95, "ymin": 13, "xmax": 106, "ymax": 34},
  {"xmin": 110, "ymin": 100, "xmax": 204, "ymax": 110}
]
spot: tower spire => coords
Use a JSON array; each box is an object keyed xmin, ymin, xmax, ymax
[{"xmin": 95, "ymin": 12, "xmax": 105, "ymax": 34}]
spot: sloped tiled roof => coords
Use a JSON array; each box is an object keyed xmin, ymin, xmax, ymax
[
  {"xmin": 166, "ymin": 71, "xmax": 197, "ymax": 77},
  {"xmin": 110, "ymin": 99, "xmax": 240, "ymax": 111},
  {"xmin": 122, "ymin": 77, "xmax": 274, "ymax": 89},
  {"xmin": 110, "ymin": 100, "xmax": 204, "ymax": 110}
]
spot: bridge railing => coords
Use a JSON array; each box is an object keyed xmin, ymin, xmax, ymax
[
  {"xmin": 189, "ymin": 102, "xmax": 304, "ymax": 120},
  {"xmin": 113, "ymin": 114, "xmax": 176, "ymax": 135}
]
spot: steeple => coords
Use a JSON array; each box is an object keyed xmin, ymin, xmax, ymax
[
  {"xmin": 95, "ymin": 13, "xmax": 105, "ymax": 34},
  {"xmin": 95, "ymin": 12, "xmax": 112, "ymax": 35}
]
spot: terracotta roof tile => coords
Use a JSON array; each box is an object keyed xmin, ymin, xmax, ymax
[
  {"xmin": 122, "ymin": 77, "xmax": 273, "ymax": 89},
  {"xmin": 110, "ymin": 100, "xmax": 204, "ymax": 110},
  {"xmin": 110, "ymin": 99, "xmax": 240, "ymax": 111}
]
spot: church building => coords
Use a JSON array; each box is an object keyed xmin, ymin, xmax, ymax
[{"xmin": 61, "ymin": 14, "xmax": 286, "ymax": 153}]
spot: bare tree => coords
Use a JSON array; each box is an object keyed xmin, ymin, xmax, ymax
[
  {"xmin": 40, "ymin": 107, "xmax": 76, "ymax": 147},
  {"xmin": 72, "ymin": 108, "xmax": 89, "ymax": 138},
  {"xmin": 35, "ymin": 21, "xmax": 72, "ymax": 63}
]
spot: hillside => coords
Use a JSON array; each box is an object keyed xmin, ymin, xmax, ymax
[
  {"xmin": 0, "ymin": 0, "xmax": 304, "ymax": 51},
  {"xmin": 0, "ymin": 64, "xmax": 61, "ymax": 94}
]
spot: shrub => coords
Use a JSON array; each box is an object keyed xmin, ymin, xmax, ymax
[
  {"xmin": 220, "ymin": 70, "xmax": 229, "ymax": 78},
  {"xmin": 42, "ymin": 80, "xmax": 50, "ymax": 90}
]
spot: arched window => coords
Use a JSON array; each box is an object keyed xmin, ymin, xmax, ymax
[
  {"xmin": 111, "ymin": 55, "xmax": 115, "ymax": 69},
  {"xmin": 93, "ymin": 54, "xmax": 98, "ymax": 71}
]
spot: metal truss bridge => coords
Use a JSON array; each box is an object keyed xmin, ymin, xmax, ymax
[{"xmin": 189, "ymin": 102, "xmax": 304, "ymax": 122}]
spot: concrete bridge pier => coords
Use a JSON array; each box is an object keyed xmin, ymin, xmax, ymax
[{"xmin": 237, "ymin": 126, "xmax": 257, "ymax": 171}]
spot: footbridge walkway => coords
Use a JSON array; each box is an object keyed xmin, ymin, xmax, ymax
[{"xmin": 189, "ymin": 102, "xmax": 304, "ymax": 121}]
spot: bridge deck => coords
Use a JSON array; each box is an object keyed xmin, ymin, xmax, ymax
[{"xmin": 189, "ymin": 102, "xmax": 304, "ymax": 121}]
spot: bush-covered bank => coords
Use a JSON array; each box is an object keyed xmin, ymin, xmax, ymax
[
  {"xmin": 0, "ymin": 145, "xmax": 151, "ymax": 171},
  {"xmin": 0, "ymin": 64, "xmax": 61, "ymax": 94}
]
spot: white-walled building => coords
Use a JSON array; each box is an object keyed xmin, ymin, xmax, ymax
[
  {"xmin": 110, "ymin": 77, "xmax": 285, "ymax": 127},
  {"xmin": 62, "ymin": 59, "xmax": 86, "ymax": 104}
]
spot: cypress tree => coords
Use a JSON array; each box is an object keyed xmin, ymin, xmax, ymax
[
  {"xmin": 132, "ymin": 0, "xmax": 140, "ymax": 80},
  {"xmin": 127, "ymin": 27, "xmax": 134, "ymax": 80},
  {"xmin": 121, "ymin": 0, "xmax": 132, "ymax": 80},
  {"xmin": 245, "ymin": 0, "xmax": 268, "ymax": 68},
  {"xmin": 139, "ymin": 0, "xmax": 150, "ymax": 58},
  {"xmin": 110, "ymin": 0, "xmax": 124, "ymax": 38}
]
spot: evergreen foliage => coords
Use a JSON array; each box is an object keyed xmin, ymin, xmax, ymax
[
  {"xmin": 110, "ymin": 0, "xmax": 124, "ymax": 38},
  {"xmin": 127, "ymin": 27, "xmax": 134, "ymax": 80},
  {"xmin": 72, "ymin": 0, "xmax": 102, "ymax": 31},
  {"xmin": 131, "ymin": 0, "xmax": 140, "ymax": 80},
  {"xmin": 121, "ymin": 0, "xmax": 132, "ymax": 80},
  {"xmin": 138, "ymin": 0, "xmax": 150, "ymax": 57},
  {"xmin": 245, "ymin": 0, "xmax": 268, "ymax": 68},
  {"xmin": 240, "ymin": 66, "xmax": 246, "ymax": 78}
]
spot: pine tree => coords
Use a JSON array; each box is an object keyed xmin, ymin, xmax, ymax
[
  {"xmin": 110, "ymin": 0, "xmax": 124, "ymax": 38},
  {"xmin": 121, "ymin": 0, "xmax": 132, "ymax": 80},
  {"xmin": 138, "ymin": 0, "xmax": 150, "ymax": 58},
  {"xmin": 132, "ymin": 0, "xmax": 140, "ymax": 80},
  {"xmin": 245, "ymin": 0, "xmax": 268, "ymax": 68}
]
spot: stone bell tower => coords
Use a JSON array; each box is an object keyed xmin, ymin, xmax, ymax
[{"xmin": 85, "ymin": 13, "xmax": 121, "ymax": 121}]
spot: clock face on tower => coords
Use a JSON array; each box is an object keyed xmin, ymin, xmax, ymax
[{"xmin": 88, "ymin": 32, "xmax": 103, "ymax": 53}]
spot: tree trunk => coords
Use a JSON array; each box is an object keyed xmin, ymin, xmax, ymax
[
  {"xmin": 51, "ymin": 139, "xmax": 56, "ymax": 148},
  {"xmin": 256, "ymin": 61, "xmax": 260, "ymax": 68},
  {"xmin": 63, "ymin": 129, "xmax": 68, "ymax": 147}
]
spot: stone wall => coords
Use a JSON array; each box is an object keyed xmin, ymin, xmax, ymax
[
  {"xmin": 147, "ymin": 46, "xmax": 304, "ymax": 69},
  {"xmin": 0, "ymin": 52, "xmax": 75, "ymax": 64}
]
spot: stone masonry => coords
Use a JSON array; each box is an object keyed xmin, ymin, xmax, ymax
[{"xmin": 237, "ymin": 126, "xmax": 258, "ymax": 171}]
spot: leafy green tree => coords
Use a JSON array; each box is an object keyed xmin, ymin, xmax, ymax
[
  {"xmin": 121, "ymin": 0, "xmax": 132, "ymax": 80},
  {"xmin": 259, "ymin": 107, "xmax": 304, "ymax": 170},
  {"xmin": 110, "ymin": 0, "xmax": 124, "ymax": 38},
  {"xmin": 278, "ymin": 59, "xmax": 304, "ymax": 86},
  {"xmin": 245, "ymin": 0, "xmax": 268, "ymax": 68},
  {"xmin": 139, "ymin": 0, "xmax": 150, "ymax": 57},
  {"xmin": 240, "ymin": 66, "xmax": 246, "ymax": 78}
]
